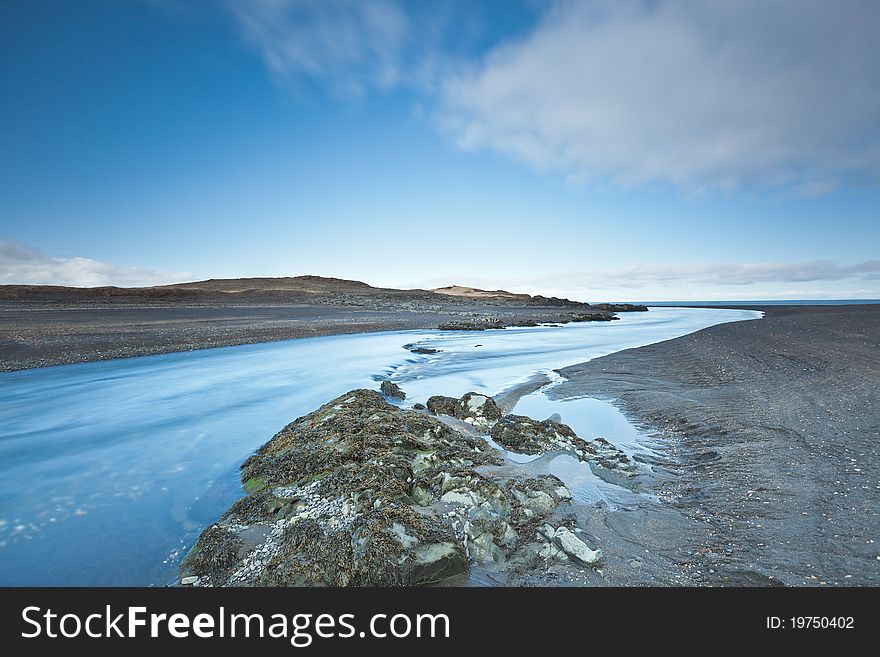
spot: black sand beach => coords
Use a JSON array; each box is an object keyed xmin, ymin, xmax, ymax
[
  {"xmin": 0, "ymin": 303, "xmax": 479, "ymax": 370},
  {"xmin": 552, "ymin": 305, "xmax": 880, "ymax": 586}
]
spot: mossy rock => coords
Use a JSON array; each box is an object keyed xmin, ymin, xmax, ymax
[{"xmin": 180, "ymin": 525, "xmax": 244, "ymax": 579}]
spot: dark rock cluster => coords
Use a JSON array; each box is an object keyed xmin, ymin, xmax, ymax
[
  {"xmin": 437, "ymin": 311, "xmax": 626, "ymax": 331},
  {"xmin": 379, "ymin": 380, "xmax": 405, "ymax": 400},
  {"xmin": 179, "ymin": 385, "xmax": 637, "ymax": 587}
]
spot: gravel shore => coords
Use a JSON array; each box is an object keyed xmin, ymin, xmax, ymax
[
  {"xmin": 551, "ymin": 305, "xmax": 880, "ymax": 586},
  {"xmin": 0, "ymin": 301, "xmax": 625, "ymax": 371},
  {"xmin": 0, "ymin": 303, "xmax": 461, "ymax": 371}
]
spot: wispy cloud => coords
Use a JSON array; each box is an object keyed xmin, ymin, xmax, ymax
[
  {"xmin": 0, "ymin": 242, "xmax": 190, "ymax": 287},
  {"xmin": 554, "ymin": 260, "xmax": 880, "ymax": 288},
  {"xmin": 408, "ymin": 260, "xmax": 880, "ymax": 299},
  {"xmin": 225, "ymin": 1, "xmax": 880, "ymax": 194},
  {"xmin": 224, "ymin": 0, "xmax": 493, "ymax": 97},
  {"xmin": 439, "ymin": 1, "xmax": 880, "ymax": 193},
  {"xmin": 228, "ymin": 0, "xmax": 412, "ymax": 97}
]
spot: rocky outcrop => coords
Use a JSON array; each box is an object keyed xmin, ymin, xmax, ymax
[
  {"xmin": 180, "ymin": 389, "xmax": 606, "ymax": 587},
  {"xmin": 490, "ymin": 414, "xmax": 640, "ymax": 480},
  {"xmin": 436, "ymin": 312, "xmax": 621, "ymax": 331},
  {"xmin": 425, "ymin": 391, "xmax": 502, "ymax": 430},
  {"xmin": 590, "ymin": 303, "xmax": 648, "ymax": 312},
  {"xmin": 454, "ymin": 392, "xmax": 502, "ymax": 429},
  {"xmin": 426, "ymin": 395, "xmax": 458, "ymax": 416},
  {"xmin": 404, "ymin": 343, "xmax": 440, "ymax": 354},
  {"xmin": 490, "ymin": 414, "xmax": 578, "ymax": 453},
  {"xmin": 379, "ymin": 380, "xmax": 405, "ymax": 400},
  {"xmin": 436, "ymin": 320, "xmax": 502, "ymax": 331}
]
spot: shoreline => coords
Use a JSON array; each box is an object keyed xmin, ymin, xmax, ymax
[
  {"xmin": 0, "ymin": 301, "xmax": 640, "ymax": 372},
  {"xmin": 0, "ymin": 305, "xmax": 743, "ymax": 586},
  {"xmin": 549, "ymin": 304, "xmax": 880, "ymax": 585}
]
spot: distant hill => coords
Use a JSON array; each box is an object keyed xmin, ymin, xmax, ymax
[
  {"xmin": 0, "ymin": 275, "xmax": 575, "ymax": 306},
  {"xmin": 431, "ymin": 285, "xmax": 531, "ymax": 301},
  {"xmin": 161, "ymin": 275, "xmax": 374, "ymax": 294},
  {"xmin": 0, "ymin": 276, "xmax": 653, "ymax": 312}
]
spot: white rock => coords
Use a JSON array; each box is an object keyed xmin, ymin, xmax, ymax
[
  {"xmin": 553, "ymin": 527, "xmax": 603, "ymax": 566},
  {"xmin": 554, "ymin": 486, "xmax": 572, "ymax": 501},
  {"xmin": 514, "ymin": 489, "xmax": 556, "ymax": 514},
  {"xmin": 466, "ymin": 395, "xmax": 488, "ymax": 411},
  {"xmin": 538, "ymin": 524, "xmax": 557, "ymax": 541},
  {"xmin": 440, "ymin": 491, "xmax": 478, "ymax": 506}
]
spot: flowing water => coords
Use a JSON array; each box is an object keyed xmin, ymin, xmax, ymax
[{"xmin": 0, "ymin": 307, "xmax": 761, "ymax": 585}]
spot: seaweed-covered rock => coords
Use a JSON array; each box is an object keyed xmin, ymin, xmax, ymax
[
  {"xmin": 455, "ymin": 392, "xmax": 502, "ymax": 429},
  {"xmin": 180, "ymin": 524, "xmax": 244, "ymax": 580},
  {"xmin": 490, "ymin": 414, "xmax": 639, "ymax": 479},
  {"xmin": 426, "ymin": 395, "xmax": 458, "ymax": 416},
  {"xmin": 237, "ymin": 389, "xmax": 496, "ymax": 494},
  {"xmin": 257, "ymin": 507, "xmax": 467, "ymax": 587},
  {"xmin": 490, "ymin": 414, "xmax": 580, "ymax": 454},
  {"xmin": 181, "ymin": 390, "xmax": 523, "ymax": 586},
  {"xmin": 380, "ymin": 380, "xmax": 405, "ymax": 400},
  {"xmin": 180, "ymin": 389, "xmax": 606, "ymax": 587},
  {"xmin": 427, "ymin": 391, "xmax": 502, "ymax": 429}
]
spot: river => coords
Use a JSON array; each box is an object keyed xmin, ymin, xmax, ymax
[{"xmin": 0, "ymin": 307, "xmax": 760, "ymax": 585}]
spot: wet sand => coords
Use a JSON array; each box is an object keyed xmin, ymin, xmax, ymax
[{"xmin": 551, "ymin": 305, "xmax": 880, "ymax": 586}]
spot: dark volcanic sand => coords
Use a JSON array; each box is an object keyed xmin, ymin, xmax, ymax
[
  {"xmin": 0, "ymin": 301, "xmax": 611, "ymax": 371},
  {"xmin": 551, "ymin": 305, "xmax": 880, "ymax": 586}
]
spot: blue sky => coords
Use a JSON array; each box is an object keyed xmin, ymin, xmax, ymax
[{"xmin": 1, "ymin": 0, "xmax": 878, "ymax": 301}]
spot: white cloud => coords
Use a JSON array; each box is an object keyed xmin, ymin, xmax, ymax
[
  {"xmin": 224, "ymin": 0, "xmax": 494, "ymax": 98},
  {"xmin": 553, "ymin": 260, "xmax": 880, "ymax": 288},
  {"xmin": 228, "ymin": 0, "xmax": 411, "ymax": 97},
  {"xmin": 0, "ymin": 242, "xmax": 190, "ymax": 287},
  {"xmin": 407, "ymin": 260, "xmax": 880, "ymax": 301},
  {"xmin": 225, "ymin": 1, "xmax": 880, "ymax": 193},
  {"xmin": 439, "ymin": 0, "xmax": 880, "ymax": 192}
]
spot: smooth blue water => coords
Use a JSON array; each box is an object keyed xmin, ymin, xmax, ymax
[{"xmin": 0, "ymin": 307, "xmax": 761, "ymax": 585}]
